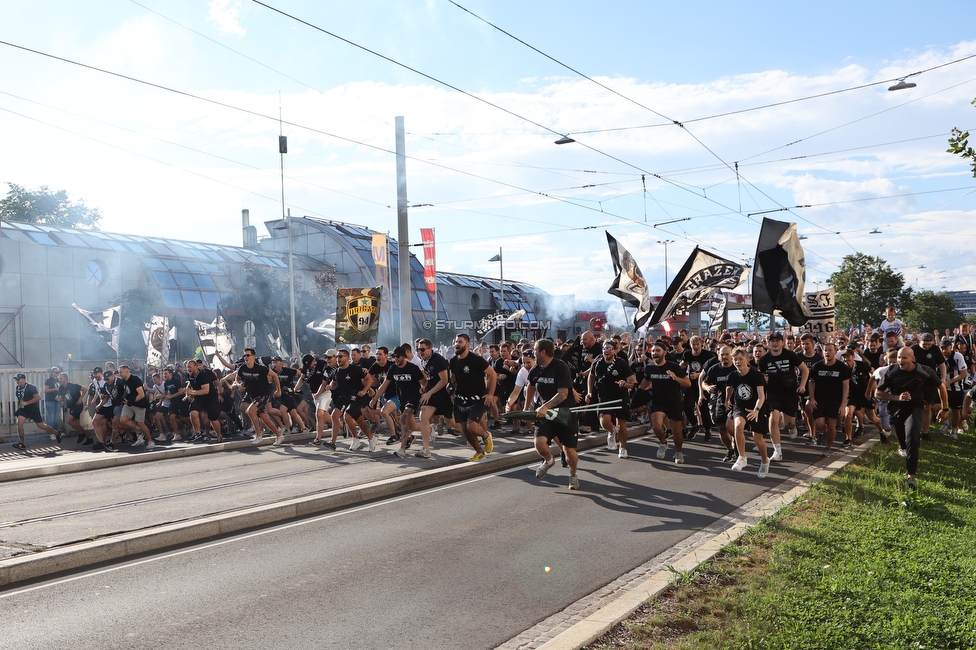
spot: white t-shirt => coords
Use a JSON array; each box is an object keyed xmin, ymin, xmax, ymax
[{"xmin": 879, "ymin": 318, "xmax": 905, "ymax": 336}]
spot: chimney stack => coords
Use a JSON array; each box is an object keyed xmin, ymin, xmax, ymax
[{"xmin": 242, "ymin": 209, "xmax": 257, "ymax": 248}]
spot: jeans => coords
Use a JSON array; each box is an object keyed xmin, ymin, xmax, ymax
[
  {"xmin": 44, "ymin": 401, "xmax": 61, "ymax": 431},
  {"xmin": 890, "ymin": 406, "xmax": 923, "ymax": 476}
]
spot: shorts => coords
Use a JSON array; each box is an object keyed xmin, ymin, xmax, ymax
[
  {"xmin": 630, "ymin": 389, "xmax": 652, "ymax": 409},
  {"xmin": 813, "ymin": 398, "xmax": 843, "ymax": 420},
  {"xmin": 175, "ymin": 399, "xmax": 190, "ymax": 417},
  {"xmin": 766, "ymin": 389, "xmax": 798, "ymax": 417},
  {"xmin": 113, "ymin": 405, "xmax": 124, "ymax": 419},
  {"xmin": 948, "ymin": 391, "xmax": 964, "ymax": 409},
  {"xmin": 597, "ymin": 403, "xmax": 631, "ymax": 421},
  {"xmin": 191, "ymin": 398, "xmax": 222, "ymax": 421},
  {"xmin": 847, "ymin": 395, "xmax": 873, "ymax": 410},
  {"xmin": 381, "ymin": 395, "xmax": 400, "ymax": 411},
  {"xmin": 399, "ymin": 399, "xmax": 419, "ymax": 414},
  {"xmin": 242, "ymin": 394, "xmax": 271, "ymax": 415},
  {"xmin": 68, "ymin": 405, "xmax": 84, "ymax": 419},
  {"xmin": 924, "ymin": 385, "xmax": 939, "ymax": 405},
  {"xmin": 709, "ymin": 398, "xmax": 728, "ymax": 426},
  {"xmin": 156, "ymin": 405, "xmax": 171, "ymax": 416},
  {"xmin": 15, "ymin": 404, "xmax": 44, "ymax": 423},
  {"xmin": 121, "ymin": 405, "xmax": 147, "ymax": 423},
  {"xmin": 96, "ymin": 405, "xmax": 115, "ymax": 419},
  {"xmin": 314, "ymin": 390, "xmax": 333, "ymax": 412},
  {"xmin": 536, "ymin": 412, "xmax": 579, "ymax": 449},
  {"xmin": 650, "ymin": 400, "xmax": 683, "ymax": 421},
  {"xmin": 422, "ymin": 391, "xmax": 453, "ymax": 418},
  {"xmin": 343, "ymin": 397, "xmax": 369, "ymax": 420},
  {"xmin": 731, "ymin": 408, "xmax": 769, "ymax": 434},
  {"xmin": 280, "ymin": 392, "xmax": 298, "ymax": 411},
  {"xmin": 454, "ymin": 398, "xmax": 486, "ymax": 424}
]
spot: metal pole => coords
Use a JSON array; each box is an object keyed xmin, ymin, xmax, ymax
[
  {"xmin": 287, "ymin": 209, "xmax": 297, "ymax": 359},
  {"xmin": 395, "ymin": 117, "xmax": 412, "ymax": 344},
  {"xmin": 499, "ymin": 247, "xmax": 504, "ymax": 312}
]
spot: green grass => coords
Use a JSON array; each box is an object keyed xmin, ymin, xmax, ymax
[{"xmin": 586, "ymin": 431, "xmax": 976, "ymax": 650}]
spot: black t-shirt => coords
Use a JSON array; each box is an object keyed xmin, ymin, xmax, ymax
[
  {"xmin": 16, "ymin": 382, "xmax": 39, "ymax": 405},
  {"xmin": 911, "ymin": 344, "xmax": 945, "ymax": 372},
  {"xmin": 642, "ymin": 361, "xmax": 686, "ymax": 404},
  {"xmin": 528, "ymin": 358, "xmax": 577, "ymax": 408},
  {"xmin": 810, "ymin": 360, "xmax": 851, "ymax": 403},
  {"xmin": 702, "ymin": 362, "xmax": 736, "ymax": 402},
  {"xmin": 727, "ymin": 368, "xmax": 766, "ymax": 411},
  {"xmin": 423, "ymin": 353, "xmax": 451, "ymax": 396},
  {"xmin": 759, "ymin": 349, "xmax": 803, "ymax": 392},
  {"xmin": 847, "ymin": 360, "xmax": 873, "ymax": 399},
  {"xmin": 368, "ymin": 360, "xmax": 397, "ymax": 398},
  {"xmin": 44, "ymin": 377, "xmax": 60, "ymax": 402},
  {"xmin": 163, "ymin": 378, "xmax": 182, "ymax": 402},
  {"xmin": 861, "ymin": 348, "xmax": 884, "ymax": 370},
  {"xmin": 105, "ymin": 377, "xmax": 124, "ymax": 407},
  {"xmin": 333, "ymin": 364, "xmax": 367, "ymax": 401},
  {"xmin": 681, "ymin": 349, "xmax": 716, "ymax": 378},
  {"xmin": 878, "ymin": 364, "xmax": 942, "ymax": 413},
  {"xmin": 590, "ymin": 356, "xmax": 633, "ymax": 401},
  {"xmin": 450, "ymin": 352, "xmax": 490, "ymax": 398},
  {"xmin": 123, "ymin": 374, "xmax": 151, "ymax": 408},
  {"xmin": 358, "ymin": 356, "xmax": 375, "ymax": 371},
  {"xmin": 277, "ymin": 366, "xmax": 300, "ymax": 392},
  {"xmin": 799, "ymin": 351, "xmax": 824, "ymax": 372},
  {"xmin": 238, "ymin": 363, "xmax": 271, "ymax": 397},
  {"xmin": 59, "ymin": 382, "xmax": 84, "ymax": 409},
  {"xmin": 493, "ymin": 356, "xmax": 517, "ymax": 391},
  {"xmin": 190, "ymin": 368, "xmax": 219, "ymax": 403},
  {"xmin": 304, "ymin": 358, "xmax": 328, "ymax": 393},
  {"xmin": 388, "ymin": 362, "xmax": 425, "ymax": 403}
]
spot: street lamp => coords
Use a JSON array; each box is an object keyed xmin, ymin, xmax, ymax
[
  {"xmin": 489, "ymin": 248, "xmax": 504, "ymax": 311},
  {"xmin": 657, "ymin": 240, "xmax": 674, "ymax": 289}
]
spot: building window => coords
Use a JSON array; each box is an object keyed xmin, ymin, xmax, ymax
[
  {"xmin": 86, "ymin": 260, "xmax": 106, "ymax": 286},
  {"xmin": 471, "ymin": 293, "xmax": 480, "ymax": 309}
]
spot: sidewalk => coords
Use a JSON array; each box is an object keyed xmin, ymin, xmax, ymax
[{"xmin": 0, "ymin": 423, "xmax": 649, "ymax": 587}]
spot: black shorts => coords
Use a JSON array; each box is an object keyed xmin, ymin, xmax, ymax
[
  {"xmin": 650, "ymin": 400, "xmax": 683, "ymax": 421},
  {"xmin": 68, "ymin": 405, "xmax": 85, "ymax": 419},
  {"xmin": 342, "ymin": 396, "xmax": 369, "ymax": 419},
  {"xmin": 399, "ymin": 395, "xmax": 420, "ymax": 413},
  {"xmin": 454, "ymin": 398, "xmax": 486, "ymax": 424},
  {"xmin": 813, "ymin": 398, "xmax": 843, "ymax": 420},
  {"xmin": 423, "ymin": 391, "xmax": 454, "ymax": 418},
  {"xmin": 191, "ymin": 398, "xmax": 222, "ymax": 421},
  {"xmin": 709, "ymin": 398, "xmax": 728, "ymax": 425},
  {"xmin": 243, "ymin": 394, "xmax": 271, "ymax": 414},
  {"xmin": 280, "ymin": 392, "xmax": 298, "ymax": 410},
  {"xmin": 156, "ymin": 405, "xmax": 170, "ymax": 416},
  {"xmin": 536, "ymin": 413, "xmax": 579, "ymax": 449},
  {"xmin": 847, "ymin": 395, "xmax": 873, "ymax": 410},
  {"xmin": 924, "ymin": 385, "xmax": 939, "ymax": 405},
  {"xmin": 175, "ymin": 399, "xmax": 190, "ymax": 417},
  {"xmin": 15, "ymin": 404, "xmax": 43, "ymax": 423},
  {"xmin": 597, "ymin": 404, "xmax": 631, "ymax": 421},
  {"xmin": 96, "ymin": 405, "xmax": 115, "ymax": 419},
  {"xmin": 766, "ymin": 389, "xmax": 798, "ymax": 417},
  {"xmin": 732, "ymin": 408, "xmax": 770, "ymax": 434},
  {"xmin": 948, "ymin": 391, "xmax": 964, "ymax": 409},
  {"xmin": 631, "ymin": 389, "xmax": 652, "ymax": 409}
]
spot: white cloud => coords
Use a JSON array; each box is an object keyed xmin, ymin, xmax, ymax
[{"xmin": 208, "ymin": 0, "xmax": 246, "ymax": 37}]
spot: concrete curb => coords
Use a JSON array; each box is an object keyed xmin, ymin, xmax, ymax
[
  {"xmin": 532, "ymin": 438, "xmax": 880, "ymax": 650},
  {"xmin": 0, "ymin": 427, "xmax": 638, "ymax": 588}
]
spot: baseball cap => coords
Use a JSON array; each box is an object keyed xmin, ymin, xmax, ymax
[
  {"xmin": 768, "ymin": 331, "xmax": 784, "ymax": 341},
  {"xmin": 271, "ymin": 355, "xmax": 283, "ymax": 362},
  {"xmin": 841, "ymin": 348, "xmax": 855, "ymax": 357},
  {"xmin": 14, "ymin": 373, "xmax": 26, "ymax": 380},
  {"xmin": 392, "ymin": 345, "xmax": 406, "ymax": 357},
  {"xmin": 920, "ymin": 332, "xmax": 935, "ymax": 342},
  {"xmin": 324, "ymin": 348, "xmax": 338, "ymax": 357},
  {"xmin": 92, "ymin": 366, "xmax": 103, "ymax": 373},
  {"xmin": 940, "ymin": 337, "xmax": 952, "ymax": 347}
]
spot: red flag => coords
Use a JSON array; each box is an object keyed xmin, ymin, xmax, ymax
[{"xmin": 420, "ymin": 228, "xmax": 436, "ymax": 302}]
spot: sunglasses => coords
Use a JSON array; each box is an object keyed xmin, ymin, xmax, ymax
[{"xmin": 416, "ymin": 347, "xmax": 428, "ymax": 352}]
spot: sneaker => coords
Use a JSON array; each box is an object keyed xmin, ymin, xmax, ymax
[
  {"xmin": 484, "ymin": 432, "xmax": 493, "ymax": 454},
  {"xmin": 489, "ymin": 421, "xmax": 502, "ymax": 430},
  {"xmin": 951, "ymin": 429, "xmax": 960, "ymax": 440},
  {"xmin": 323, "ymin": 440, "xmax": 337, "ymax": 451},
  {"xmin": 385, "ymin": 435, "xmax": 398, "ymax": 445},
  {"xmin": 470, "ymin": 452, "xmax": 487, "ymax": 462},
  {"xmin": 568, "ymin": 475, "xmax": 580, "ymax": 490},
  {"xmin": 405, "ymin": 434, "xmax": 415, "ymax": 449},
  {"xmin": 535, "ymin": 458, "xmax": 556, "ymax": 478},
  {"xmin": 770, "ymin": 448, "xmax": 783, "ymax": 462},
  {"xmin": 821, "ymin": 448, "xmax": 832, "ymax": 457},
  {"xmin": 880, "ymin": 432, "xmax": 890, "ymax": 444},
  {"xmin": 731, "ymin": 456, "xmax": 748, "ymax": 471},
  {"xmin": 82, "ymin": 438, "xmax": 93, "ymax": 446},
  {"xmin": 91, "ymin": 442, "xmax": 106, "ymax": 452},
  {"xmin": 674, "ymin": 451, "xmax": 685, "ymax": 464},
  {"xmin": 429, "ymin": 430, "xmax": 438, "ymax": 446},
  {"xmin": 349, "ymin": 438, "xmax": 362, "ymax": 451},
  {"xmin": 415, "ymin": 448, "xmax": 431, "ymax": 459},
  {"xmin": 607, "ymin": 432, "xmax": 618, "ymax": 451},
  {"xmin": 105, "ymin": 443, "xmax": 119, "ymax": 453},
  {"xmin": 618, "ymin": 448, "xmax": 628, "ymax": 459},
  {"xmin": 685, "ymin": 427, "xmax": 698, "ymax": 441},
  {"xmin": 702, "ymin": 429, "xmax": 712, "ymax": 442},
  {"xmin": 897, "ymin": 447, "xmax": 908, "ymax": 457},
  {"xmin": 251, "ymin": 435, "xmax": 263, "ymax": 445},
  {"xmin": 841, "ymin": 439, "xmax": 853, "ymax": 449},
  {"xmin": 368, "ymin": 437, "xmax": 377, "ymax": 452},
  {"xmin": 394, "ymin": 448, "xmax": 406, "ymax": 459},
  {"xmin": 656, "ymin": 443, "xmax": 667, "ymax": 459},
  {"xmin": 12, "ymin": 442, "xmax": 26, "ymax": 451},
  {"xmin": 907, "ymin": 476, "xmax": 917, "ymax": 490},
  {"xmin": 134, "ymin": 434, "xmax": 146, "ymax": 447},
  {"xmin": 722, "ymin": 450, "xmax": 736, "ymax": 463},
  {"xmin": 560, "ymin": 451, "xmax": 568, "ymax": 468},
  {"xmin": 309, "ymin": 438, "xmax": 322, "ymax": 446},
  {"xmin": 757, "ymin": 462, "xmax": 770, "ymax": 478},
  {"xmin": 272, "ymin": 435, "xmax": 285, "ymax": 447},
  {"xmin": 146, "ymin": 440, "xmax": 156, "ymax": 450},
  {"xmin": 788, "ymin": 426, "xmax": 798, "ymax": 439},
  {"xmin": 512, "ymin": 427, "xmax": 522, "ymax": 434},
  {"xmin": 49, "ymin": 433, "xmax": 58, "ymax": 442}
]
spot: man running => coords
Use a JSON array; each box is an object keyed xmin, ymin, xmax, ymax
[
  {"xmin": 374, "ymin": 345, "xmax": 425, "ymax": 459},
  {"xmin": 414, "ymin": 338, "xmax": 456, "ymax": 459},
  {"xmin": 588, "ymin": 339, "xmax": 637, "ymax": 458},
  {"xmin": 526, "ymin": 339, "xmax": 581, "ymax": 490},
  {"xmin": 118, "ymin": 364, "xmax": 157, "ymax": 450},
  {"xmin": 808, "ymin": 342, "xmax": 851, "ymax": 456},
  {"xmin": 759, "ymin": 331, "xmax": 809, "ymax": 460},
  {"xmin": 638, "ymin": 340, "xmax": 691, "ymax": 463},
  {"xmin": 701, "ymin": 346, "xmax": 738, "ymax": 462},
  {"xmin": 726, "ymin": 348, "xmax": 770, "ymax": 478},
  {"xmin": 12, "ymin": 373, "xmax": 62, "ymax": 451},
  {"xmin": 449, "ymin": 333, "xmax": 497, "ymax": 461},
  {"xmin": 225, "ymin": 349, "xmax": 284, "ymax": 447},
  {"xmin": 328, "ymin": 349, "xmax": 376, "ymax": 452}
]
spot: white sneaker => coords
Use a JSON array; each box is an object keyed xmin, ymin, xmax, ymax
[
  {"xmin": 394, "ymin": 448, "xmax": 406, "ymax": 459},
  {"xmin": 788, "ymin": 427, "xmax": 798, "ymax": 439},
  {"xmin": 251, "ymin": 434, "xmax": 263, "ymax": 445},
  {"xmin": 757, "ymin": 462, "xmax": 770, "ymax": 478},
  {"xmin": 618, "ymin": 447, "xmax": 628, "ymax": 459},
  {"xmin": 368, "ymin": 437, "xmax": 377, "ymax": 452},
  {"xmin": 349, "ymin": 438, "xmax": 362, "ymax": 451},
  {"xmin": 770, "ymin": 449, "xmax": 783, "ymax": 462},
  {"xmin": 146, "ymin": 440, "xmax": 156, "ymax": 450},
  {"xmin": 674, "ymin": 451, "xmax": 685, "ymax": 464},
  {"xmin": 272, "ymin": 435, "xmax": 284, "ymax": 447},
  {"xmin": 731, "ymin": 456, "xmax": 748, "ymax": 471},
  {"xmin": 415, "ymin": 448, "xmax": 431, "ymax": 459},
  {"xmin": 656, "ymin": 443, "xmax": 668, "ymax": 459},
  {"xmin": 535, "ymin": 458, "xmax": 556, "ymax": 478},
  {"xmin": 897, "ymin": 447, "xmax": 907, "ymax": 457},
  {"xmin": 134, "ymin": 434, "xmax": 146, "ymax": 447},
  {"xmin": 607, "ymin": 432, "xmax": 617, "ymax": 451}
]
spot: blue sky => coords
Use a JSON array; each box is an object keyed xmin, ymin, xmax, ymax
[{"xmin": 2, "ymin": 0, "xmax": 975, "ymax": 323}]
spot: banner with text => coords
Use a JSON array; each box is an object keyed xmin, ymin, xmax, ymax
[
  {"xmin": 420, "ymin": 228, "xmax": 437, "ymax": 305},
  {"xmin": 371, "ymin": 233, "xmax": 391, "ymax": 309},
  {"xmin": 792, "ymin": 287, "xmax": 835, "ymax": 337},
  {"xmin": 336, "ymin": 287, "xmax": 382, "ymax": 344}
]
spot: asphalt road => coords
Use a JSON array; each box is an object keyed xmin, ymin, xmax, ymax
[{"xmin": 1, "ymin": 437, "xmax": 826, "ymax": 650}]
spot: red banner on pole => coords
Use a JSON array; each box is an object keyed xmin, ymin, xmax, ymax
[{"xmin": 420, "ymin": 228, "xmax": 436, "ymax": 302}]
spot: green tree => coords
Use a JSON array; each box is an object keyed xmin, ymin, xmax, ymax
[
  {"xmin": 0, "ymin": 182, "xmax": 101, "ymax": 229},
  {"xmin": 904, "ymin": 290, "xmax": 964, "ymax": 334},
  {"xmin": 828, "ymin": 253, "xmax": 911, "ymax": 329},
  {"xmin": 948, "ymin": 98, "xmax": 976, "ymax": 177},
  {"xmin": 740, "ymin": 308, "xmax": 769, "ymax": 332}
]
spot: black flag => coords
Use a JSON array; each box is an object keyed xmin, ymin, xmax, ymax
[
  {"xmin": 751, "ymin": 218, "xmax": 813, "ymax": 326},
  {"xmin": 648, "ymin": 247, "xmax": 748, "ymax": 327},
  {"xmin": 605, "ymin": 232, "xmax": 652, "ymax": 330}
]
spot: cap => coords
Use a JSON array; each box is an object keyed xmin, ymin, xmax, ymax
[
  {"xmin": 92, "ymin": 366, "xmax": 103, "ymax": 374},
  {"xmin": 271, "ymin": 355, "xmax": 283, "ymax": 362},
  {"xmin": 14, "ymin": 373, "xmax": 26, "ymax": 380},
  {"xmin": 841, "ymin": 348, "xmax": 855, "ymax": 357},
  {"xmin": 920, "ymin": 332, "xmax": 935, "ymax": 342},
  {"xmin": 103, "ymin": 370, "xmax": 114, "ymax": 377},
  {"xmin": 49, "ymin": 366, "xmax": 60, "ymax": 372},
  {"xmin": 940, "ymin": 337, "xmax": 952, "ymax": 347},
  {"xmin": 392, "ymin": 345, "xmax": 406, "ymax": 357},
  {"xmin": 325, "ymin": 348, "xmax": 338, "ymax": 357},
  {"xmin": 768, "ymin": 331, "xmax": 784, "ymax": 341}
]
